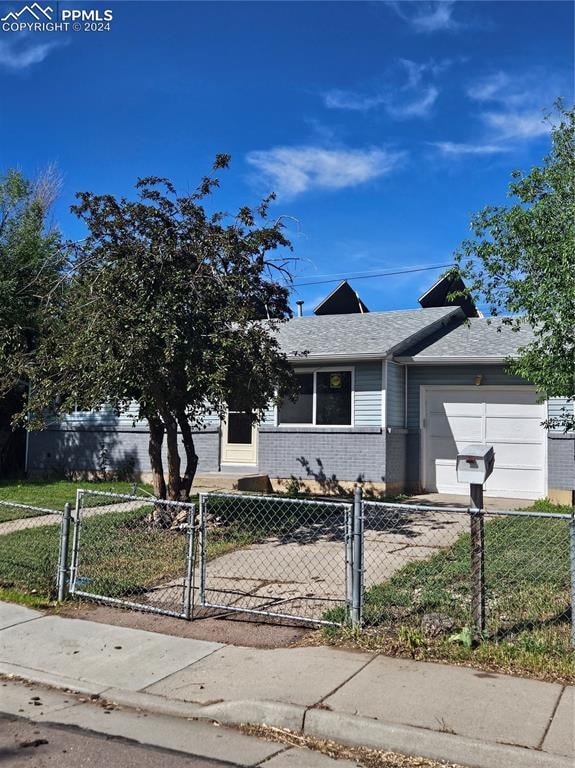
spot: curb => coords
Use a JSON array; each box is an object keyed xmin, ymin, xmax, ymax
[{"xmin": 0, "ymin": 662, "xmax": 570, "ymax": 768}]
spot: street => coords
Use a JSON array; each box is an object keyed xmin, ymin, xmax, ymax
[{"xmin": 0, "ymin": 714, "xmax": 234, "ymax": 768}]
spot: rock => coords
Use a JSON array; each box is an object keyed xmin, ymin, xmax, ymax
[
  {"xmin": 421, "ymin": 612, "xmax": 455, "ymax": 638},
  {"xmin": 170, "ymin": 509, "xmax": 189, "ymax": 529}
]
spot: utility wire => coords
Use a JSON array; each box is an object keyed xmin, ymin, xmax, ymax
[{"xmin": 293, "ymin": 262, "xmax": 454, "ymax": 287}]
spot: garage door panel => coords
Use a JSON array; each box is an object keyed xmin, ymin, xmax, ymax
[
  {"xmin": 486, "ymin": 400, "xmax": 543, "ymax": 417},
  {"xmin": 429, "ymin": 400, "xmax": 483, "ymax": 417},
  {"xmin": 486, "ymin": 416, "xmax": 544, "ymax": 442},
  {"xmin": 424, "ymin": 387, "xmax": 545, "ymax": 500},
  {"xmin": 430, "ymin": 415, "xmax": 482, "ymax": 441},
  {"xmin": 486, "ymin": 467, "xmax": 543, "ymax": 495},
  {"xmin": 489, "ymin": 441, "xmax": 544, "ymax": 467}
]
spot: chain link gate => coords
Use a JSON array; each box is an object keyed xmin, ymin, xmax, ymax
[
  {"xmin": 198, "ymin": 492, "xmax": 353, "ymax": 625},
  {"xmin": 69, "ymin": 489, "xmax": 197, "ymax": 619}
]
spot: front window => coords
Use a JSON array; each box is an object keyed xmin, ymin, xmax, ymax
[{"xmin": 278, "ymin": 370, "xmax": 352, "ymax": 426}]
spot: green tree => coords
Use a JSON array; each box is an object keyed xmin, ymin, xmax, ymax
[
  {"xmin": 0, "ymin": 168, "xmax": 62, "ymax": 470},
  {"xmin": 455, "ymin": 104, "xmax": 575, "ymax": 431},
  {"xmin": 28, "ymin": 157, "xmax": 297, "ymax": 507},
  {"xmin": 0, "ymin": 167, "xmax": 62, "ymax": 395}
]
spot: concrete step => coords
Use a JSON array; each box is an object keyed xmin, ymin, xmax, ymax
[{"xmin": 193, "ymin": 473, "xmax": 272, "ymax": 492}]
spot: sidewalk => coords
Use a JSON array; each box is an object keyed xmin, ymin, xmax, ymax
[{"xmin": 0, "ymin": 602, "xmax": 572, "ymax": 768}]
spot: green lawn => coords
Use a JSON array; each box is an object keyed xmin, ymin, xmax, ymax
[
  {"xmin": 0, "ymin": 479, "xmax": 153, "ymax": 522},
  {"xmin": 324, "ymin": 503, "xmax": 575, "ymax": 682},
  {"xmin": 0, "ymin": 493, "xmax": 333, "ymax": 606}
]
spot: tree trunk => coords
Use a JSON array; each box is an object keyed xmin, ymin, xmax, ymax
[
  {"xmin": 163, "ymin": 410, "xmax": 181, "ymax": 501},
  {"xmin": 148, "ymin": 416, "xmax": 166, "ymax": 499},
  {"xmin": 177, "ymin": 409, "xmax": 199, "ymax": 501}
]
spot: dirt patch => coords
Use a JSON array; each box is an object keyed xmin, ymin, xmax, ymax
[
  {"xmin": 237, "ymin": 723, "xmax": 464, "ymax": 768},
  {"xmin": 57, "ymin": 601, "xmax": 309, "ymax": 648}
]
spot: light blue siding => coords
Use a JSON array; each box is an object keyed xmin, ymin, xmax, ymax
[
  {"xmin": 59, "ymin": 401, "xmax": 221, "ymax": 431},
  {"xmin": 548, "ymin": 397, "xmax": 573, "ymax": 431},
  {"xmin": 60, "ymin": 402, "xmax": 145, "ymax": 430},
  {"xmin": 354, "ymin": 362, "xmax": 382, "ymax": 427},
  {"xmin": 262, "ymin": 405, "xmax": 276, "ymax": 425},
  {"xmin": 386, "ymin": 362, "xmax": 405, "ymax": 428}
]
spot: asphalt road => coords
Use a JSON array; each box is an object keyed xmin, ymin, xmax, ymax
[{"xmin": 0, "ymin": 715, "xmax": 237, "ymax": 768}]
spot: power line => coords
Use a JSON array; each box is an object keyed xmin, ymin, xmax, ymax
[{"xmin": 293, "ymin": 262, "xmax": 454, "ymax": 287}]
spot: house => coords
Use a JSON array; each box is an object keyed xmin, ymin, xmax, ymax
[{"xmin": 25, "ymin": 280, "xmax": 574, "ymax": 503}]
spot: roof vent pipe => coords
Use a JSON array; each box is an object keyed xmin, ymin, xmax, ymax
[{"xmin": 296, "ymin": 300, "xmax": 304, "ymax": 317}]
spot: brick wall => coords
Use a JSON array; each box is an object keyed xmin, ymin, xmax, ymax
[
  {"xmin": 27, "ymin": 428, "xmax": 220, "ymax": 477},
  {"xmin": 548, "ymin": 435, "xmax": 575, "ymax": 491},
  {"xmin": 258, "ymin": 427, "xmax": 385, "ymax": 484},
  {"xmin": 385, "ymin": 429, "xmax": 407, "ymax": 492}
]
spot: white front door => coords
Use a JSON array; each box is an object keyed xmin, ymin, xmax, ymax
[
  {"xmin": 422, "ymin": 386, "xmax": 546, "ymax": 499},
  {"xmin": 221, "ymin": 411, "xmax": 258, "ymax": 465}
]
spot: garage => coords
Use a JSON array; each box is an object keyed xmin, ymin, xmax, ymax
[{"xmin": 421, "ymin": 386, "xmax": 546, "ymax": 499}]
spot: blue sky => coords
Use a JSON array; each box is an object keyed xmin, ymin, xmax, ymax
[{"xmin": 0, "ymin": 0, "xmax": 572, "ymax": 314}]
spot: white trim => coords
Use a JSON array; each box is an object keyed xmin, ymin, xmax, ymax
[
  {"xmin": 278, "ymin": 366, "xmax": 355, "ymax": 428},
  {"xmin": 420, "ymin": 385, "xmax": 547, "ymax": 498},
  {"xmin": 395, "ymin": 356, "xmax": 512, "ymax": 364},
  {"xmin": 417, "ymin": 273, "xmax": 449, "ymax": 303},
  {"xmin": 221, "ymin": 410, "xmax": 258, "ymax": 466},
  {"xmin": 404, "ymin": 365, "xmax": 408, "ymax": 429},
  {"xmin": 382, "ymin": 358, "xmax": 388, "ymax": 429}
]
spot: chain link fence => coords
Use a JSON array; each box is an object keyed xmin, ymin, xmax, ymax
[
  {"xmin": 199, "ymin": 492, "xmax": 352, "ymax": 625},
  {"xmin": 0, "ymin": 485, "xmax": 572, "ymax": 650},
  {"xmin": 361, "ymin": 500, "xmax": 573, "ymax": 649},
  {"xmin": 69, "ymin": 490, "xmax": 196, "ymax": 619},
  {"xmin": 0, "ymin": 500, "xmax": 66, "ymax": 599}
]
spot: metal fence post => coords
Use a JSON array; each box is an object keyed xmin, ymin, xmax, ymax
[
  {"xmin": 470, "ymin": 483, "xmax": 486, "ymax": 634},
  {"xmin": 183, "ymin": 504, "xmax": 196, "ymax": 621},
  {"xmin": 345, "ymin": 505, "xmax": 354, "ymax": 620},
  {"xmin": 69, "ymin": 489, "xmax": 82, "ymax": 591},
  {"xmin": 57, "ymin": 502, "xmax": 72, "ymax": 602},
  {"xmin": 351, "ymin": 484, "xmax": 364, "ymax": 628},
  {"xmin": 570, "ymin": 510, "xmax": 575, "ymax": 649},
  {"xmin": 199, "ymin": 493, "xmax": 207, "ymax": 606}
]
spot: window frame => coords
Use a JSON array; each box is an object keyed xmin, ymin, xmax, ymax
[{"xmin": 276, "ymin": 366, "xmax": 355, "ymax": 428}]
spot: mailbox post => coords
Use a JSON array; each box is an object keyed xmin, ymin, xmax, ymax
[{"xmin": 456, "ymin": 445, "xmax": 495, "ymax": 634}]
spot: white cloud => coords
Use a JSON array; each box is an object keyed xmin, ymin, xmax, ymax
[
  {"xmin": 388, "ymin": 87, "xmax": 438, "ymax": 118},
  {"xmin": 246, "ymin": 145, "xmax": 406, "ymax": 199},
  {"xmin": 323, "ymin": 58, "xmax": 442, "ymax": 119},
  {"xmin": 466, "ymin": 71, "xmax": 512, "ymax": 103},
  {"xmin": 386, "ymin": 1, "xmax": 460, "ymax": 33},
  {"xmin": 431, "ymin": 141, "xmax": 510, "ymax": 156},
  {"xmin": 481, "ymin": 110, "xmax": 549, "ymax": 140},
  {"xmin": 0, "ymin": 35, "xmax": 64, "ymax": 69},
  {"xmin": 432, "ymin": 68, "xmax": 562, "ymax": 157},
  {"xmin": 465, "ymin": 69, "xmax": 565, "ymax": 140},
  {"xmin": 323, "ymin": 90, "xmax": 385, "ymax": 112}
]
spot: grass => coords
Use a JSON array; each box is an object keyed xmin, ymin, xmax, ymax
[
  {"xmin": 0, "ymin": 492, "xmax": 340, "ymax": 607},
  {"xmin": 0, "ymin": 479, "xmax": 153, "ymax": 522},
  {"xmin": 322, "ymin": 500, "xmax": 575, "ymax": 682}
]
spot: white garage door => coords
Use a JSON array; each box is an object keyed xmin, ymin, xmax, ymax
[{"xmin": 422, "ymin": 387, "xmax": 546, "ymax": 500}]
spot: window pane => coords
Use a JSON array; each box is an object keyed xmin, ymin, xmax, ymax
[
  {"xmin": 278, "ymin": 373, "xmax": 313, "ymax": 424},
  {"xmin": 227, "ymin": 412, "xmax": 253, "ymax": 444},
  {"xmin": 316, "ymin": 371, "xmax": 352, "ymax": 425}
]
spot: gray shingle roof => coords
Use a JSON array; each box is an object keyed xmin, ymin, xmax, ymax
[
  {"xmin": 397, "ymin": 316, "xmax": 536, "ymax": 361},
  {"xmin": 274, "ymin": 306, "xmax": 460, "ymax": 359}
]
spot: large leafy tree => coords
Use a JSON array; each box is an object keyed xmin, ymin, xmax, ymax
[
  {"xmin": 0, "ymin": 168, "xmax": 62, "ymax": 471},
  {"xmin": 0, "ymin": 167, "xmax": 62, "ymax": 396},
  {"xmin": 455, "ymin": 104, "xmax": 575, "ymax": 431},
  {"xmin": 28, "ymin": 157, "xmax": 297, "ymax": 505}
]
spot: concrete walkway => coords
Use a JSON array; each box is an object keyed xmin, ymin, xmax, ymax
[
  {"xmin": 0, "ymin": 499, "xmax": 145, "ymax": 536},
  {"xmin": 0, "ymin": 602, "xmax": 571, "ymax": 768}
]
